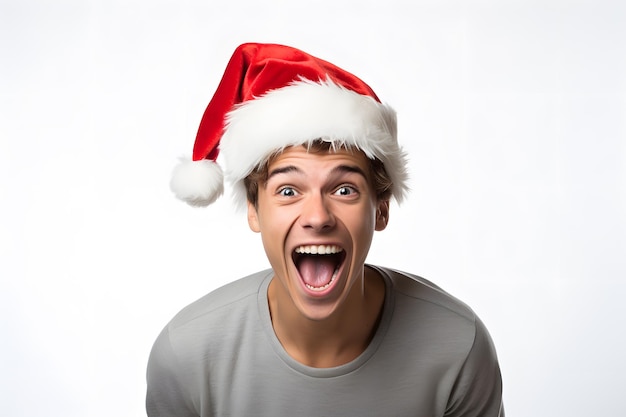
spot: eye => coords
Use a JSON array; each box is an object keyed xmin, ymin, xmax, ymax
[
  {"xmin": 278, "ymin": 187, "xmax": 298, "ymax": 197},
  {"xmin": 334, "ymin": 186, "xmax": 357, "ymax": 197}
]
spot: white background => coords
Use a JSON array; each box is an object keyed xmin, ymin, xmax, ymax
[{"xmin": 1, "ymin": 0, "xmax": 625, "ymax": 416}]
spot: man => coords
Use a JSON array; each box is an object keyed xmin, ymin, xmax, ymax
[{"xmin": 147, "ymin": 43, "xmax": 504, "ymax": 416}]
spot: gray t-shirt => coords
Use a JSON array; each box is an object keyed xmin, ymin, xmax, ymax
[{"xmin": 146, "ymin": 266, "xmax": 504, "ymax": 416}]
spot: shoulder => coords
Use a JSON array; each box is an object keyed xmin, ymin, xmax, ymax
[
  {"xmin": 147, "ymin": 270, "xmax": 273, "ymax": 414},
  {"xmin": 174, "ymin": 269, "xmax": 270, "ymax": 320},
  {"xmin": 147, "ymin": 270, "xmax": 272, "ymax": 390},
  {"xmin": 374, "ymin": 265, "xmax": 476, "ymax": 323},
  {"xmin": 154, "ymin": 269, "xmax": 272, "ymax": 362},
  {"xmin": 372, "ymin": 266, "xmax": 504, "ymax": 415},
  {"xmin": 168, "ymin": 269, "xmax": 271, "ymax": 330},
  {"xmin": 373, "ymin": 265, "xmax": 495, "ymax": 365}
]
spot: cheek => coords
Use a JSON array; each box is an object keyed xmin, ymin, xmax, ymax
[
  {"xmin": 257, "ymin": 206, "xmax": 294, "ymax": 253},
  {"xmin": 347, "ymin": 207, "xmax": 377, "ymax": 246},
  {"xmin": 257, "ymin": 203, "xmax": 293, "ymax": 230}
]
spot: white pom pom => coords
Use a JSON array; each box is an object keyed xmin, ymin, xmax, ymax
[{"xmin": 170, "ymin": 158, "xmax": 224, "ymax": 207}]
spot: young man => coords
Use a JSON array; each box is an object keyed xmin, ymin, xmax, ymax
[{"xmin": 148, "ymin": 43, "xmax": 504, "ymax": 416}]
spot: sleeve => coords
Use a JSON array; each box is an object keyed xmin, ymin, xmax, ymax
[
  {"xmin": 444, "ymin": 316, "xmax": 505, "ymax": 417},
  {"xmin": 146, "ymin": 326, "xmax": 199, "ymax": 417}
]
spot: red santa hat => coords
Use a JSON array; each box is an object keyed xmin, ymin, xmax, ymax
[{"xmin": 170, "ymin": 42, "xmax": 409, "ymax": 207}]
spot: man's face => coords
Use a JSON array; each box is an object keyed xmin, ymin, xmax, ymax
[{"xmin": 247, "ymin": 145, "xmax": 389, "ymax": 321}]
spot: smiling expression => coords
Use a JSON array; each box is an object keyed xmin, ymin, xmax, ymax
[{"xmin": 247, "ymin": 145, "xmax": 389, "ymax": 322}]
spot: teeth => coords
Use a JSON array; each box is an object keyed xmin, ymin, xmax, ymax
[{"xmin": 294, "ymin": 245, "xmax": 343, "ymax": 255}]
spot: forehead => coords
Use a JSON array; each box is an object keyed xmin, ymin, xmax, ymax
[{"xmin": 266, "ymin": 145, "xmax": 372, "ymax": 172}]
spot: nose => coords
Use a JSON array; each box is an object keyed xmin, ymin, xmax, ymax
[{"xmin": 299, "ymin": 193, "xmax": 335, "ymax": 231}]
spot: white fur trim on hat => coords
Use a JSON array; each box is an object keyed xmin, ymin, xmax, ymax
[
  {"xmin": 170, "ymin": 158, "xmax": 224, "ymax": 207},
  {"xmin": 220, "ymin": 77, "xmax": 409, "ymax": 207}
]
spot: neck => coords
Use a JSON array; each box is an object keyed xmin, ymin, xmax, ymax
[{"xmin": 268, "ymin": 267, "xmax": 385, "ymax": 368}]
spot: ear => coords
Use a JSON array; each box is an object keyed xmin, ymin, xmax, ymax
[
  {"xmin": 375, "ymin": 200, "xmax": 390, "ymax": 231},
  {"xmin": 247, "ymin": 201, "xmax": 261, "ymax": 233}
]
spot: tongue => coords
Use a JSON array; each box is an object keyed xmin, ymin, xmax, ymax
[{"xmin": 298, "ymin": 256, "xmax": 336, "ymax": 288}]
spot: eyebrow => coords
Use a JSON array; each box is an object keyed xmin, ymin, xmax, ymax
[
  {"xmin": 267, "ymin": 164, "xmax": 368, "ymax": 182},
  {"xmin": 330, "ymin": 164, "xmax": 368, "ymax": 180},
  {"xmin": 267, "ymin": 165, "xmax": 302, "ymax": 181}
]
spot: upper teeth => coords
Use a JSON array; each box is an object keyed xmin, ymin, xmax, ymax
[{"xmin": 295, "ymin": 245, "xmax": 343, "ymax": 255}]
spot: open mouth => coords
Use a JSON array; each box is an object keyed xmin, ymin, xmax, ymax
[{"xmin": 292, "ymin": 245, "xmax": 346, "ymax": 292}]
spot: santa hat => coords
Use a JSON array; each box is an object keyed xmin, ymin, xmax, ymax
[{"xmin": 170, "ymin": 42, "xmax": 409, "ymax": 207}]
